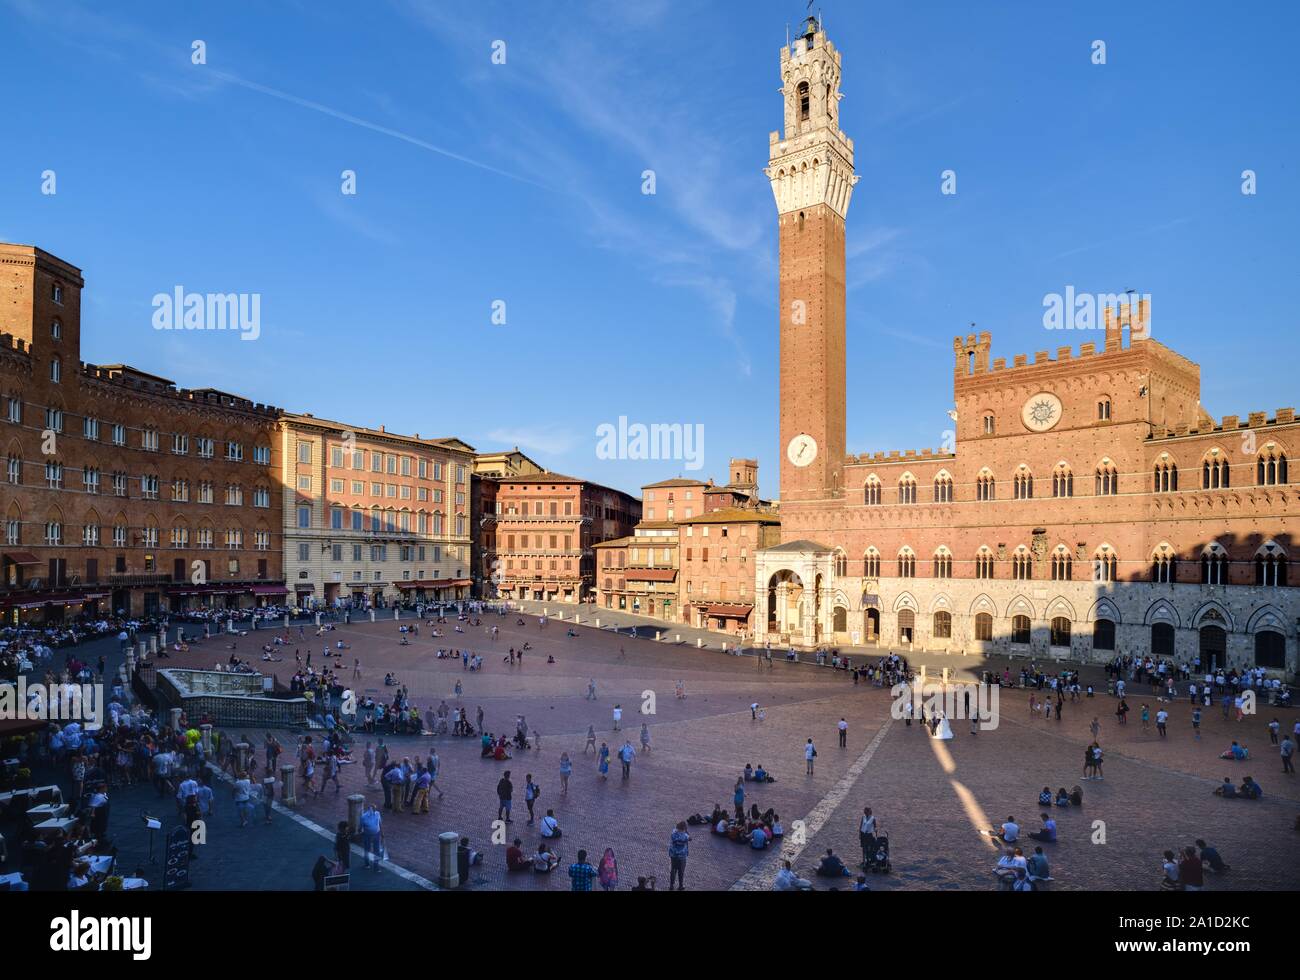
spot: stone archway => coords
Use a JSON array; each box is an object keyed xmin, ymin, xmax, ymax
[{"xmin": 766, "ymin": 569, "xmax": 805, "ymax": 637}]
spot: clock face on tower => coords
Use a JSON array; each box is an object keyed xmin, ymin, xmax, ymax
[
  {"xmin": 1021, "ymin": 392, "xmax": 1063, "ymax": 432},
  {"xmin": 787, "ymin": 433, "xmax": 818, "ymax": 467}
]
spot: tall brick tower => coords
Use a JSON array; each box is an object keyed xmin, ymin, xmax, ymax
[{"xmin": 768, "ymin": 16, "xmax": 857, "ymax": 506}]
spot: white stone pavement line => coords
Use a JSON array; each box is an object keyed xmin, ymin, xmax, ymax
[
  {"xmin": 729, "ymin": 716, "xmax": 895, "ymax": 891},
  {"xmin": 207, "ymin": 764, "xmax": 437, "ymax": 890}
]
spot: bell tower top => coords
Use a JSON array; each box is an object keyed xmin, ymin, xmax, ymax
[{"xmin": 767, "ymin": 18, "xmax": 858, "ymax": 218}]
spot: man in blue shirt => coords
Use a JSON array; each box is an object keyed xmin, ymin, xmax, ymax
[
  {"xmin": 1028, "ymin": 813, "xmax": 1057, "ymax": 843},
  {"xmin": 569, "ymin": 849, "xmax": 597, "ymax": 891},
  {"xmin": 359, "ymin": 803, "xmax": 383, "ymax": 870}
]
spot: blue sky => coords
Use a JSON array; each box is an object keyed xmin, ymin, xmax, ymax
[{"xmin": 2, "ymin": 0, "xmax": 1296, "ymax": 499}]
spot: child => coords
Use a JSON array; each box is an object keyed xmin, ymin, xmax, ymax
[
  {"xmin": 1038, "ymin": 786, "xmax": 1053, "ymax": 807},
  {"xmin": 1054, "ymin": 787, "xmax": 1070, "ymax": 808}
]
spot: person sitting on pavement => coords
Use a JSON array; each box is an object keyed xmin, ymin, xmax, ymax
[
  {"xmin": 1218, "ymin": 741, "xmax": 1249, "ymax": 761},
  {"xmin": 1212, "ymin": 777, "xmax": 1238, "ymax": 798},
  {"xmin": 1026, "ymin": 846, "xmax": 1051, "ymax": 881},
  {"xmin": 1238, "ymin": 776, "xmax": 1262, "ymax": 799},
  {"xmin": 506, "ymin": 838, "xmax": 531, "ymax": 872},
  {"xmin": 539, "ymin": 809, "xmax": 562, "ymax": 839},
  {"xmin": 774, "ymin": 860, "xmax": 812, "ymax": 891},
  {"xmin": 1054, "ymin": 787, "xmax": 1071, "ymax": 808},
  {"xmin": 1028, "ymin": 813, "xmax": 1057, "ymax": 843},
  {"xmin": 815, "ymin": 848, "xmax": 852, "ymax": 877},
  {"xmin": 533, "ymin": 842, "xmax": 559, "ymax": 873},
  {"xmin": 1196, "ymin": 839, "xmax": 1230, "ymax": 873}
]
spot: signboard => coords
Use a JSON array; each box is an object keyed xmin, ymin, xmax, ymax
[{"xmin": 162, "ymin": 824, "xmax": 192, "ymax": 891}]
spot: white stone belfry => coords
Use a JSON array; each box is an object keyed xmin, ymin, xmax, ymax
[{"xmin": 765, "ymin": 16, "xmax": 859, "ymax": 218}]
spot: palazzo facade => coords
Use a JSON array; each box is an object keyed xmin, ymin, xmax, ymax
[{"xmin": 754, "ymin": 20, "xmax": 1297, "ymax": 674}]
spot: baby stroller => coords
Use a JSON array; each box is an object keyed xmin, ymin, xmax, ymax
[{"xmin": 866, "ymin": 834, "xmax": 891, "ymax": 874}]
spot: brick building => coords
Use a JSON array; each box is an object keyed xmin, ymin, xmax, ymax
[
  {"xmin": 470, "ymin": 448, "xmax": 544, "ymax": 597},
  {"xmin": 755, "ymin": 20, "xmax": 1297, "ymax": 674},
  {"xmin": 491, "ymin": 472, "xmax": 640, "ymax": 604},
  {"xmin": 681, "ymin": 508, "xmax": 781, "ymax": 633},
  {"xmin": 0, "ymin": 243, "xmax": 284, "ymax": 621},
  {"xmin": 596, "ymin": 462, "xmax": 779, "ymax": 626},
  {"xmin": 279, "ymin": 413, "xmax": 475, "ymax": 608}
]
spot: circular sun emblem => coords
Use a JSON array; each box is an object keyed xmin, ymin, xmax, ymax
[{"xmin": 1021, "ymin": 392, "xmax": 1063, "ymax": 432}]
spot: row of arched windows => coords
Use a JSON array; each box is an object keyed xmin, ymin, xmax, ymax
[
  {"xmin": 860, "ymin": 448, "xmax": 1289, "ymax": 505},
  {"xmin": 832, "ymin": 542, "xmax": 1292, "ymax": 586}
]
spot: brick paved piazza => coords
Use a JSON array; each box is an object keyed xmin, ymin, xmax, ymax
[{"xmin": 196, "ymin": 614, "xmax": 1299, "ymax": 891}]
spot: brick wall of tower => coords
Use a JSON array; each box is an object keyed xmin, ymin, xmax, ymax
[{"xmin": 778, "ymin": 203, "xmax": 846, "ymax": 506}]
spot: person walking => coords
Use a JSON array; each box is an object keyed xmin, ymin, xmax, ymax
[
  {"xmin": 805, "ymin": 737, "xmax": 817, "ymax": 775},
  {"xmin": 838, "ymin": 717, "xmax": 848, "ymax": 748},
  {"xmin": 1281, "ymin": 735, "xmax": 1296, "ymax": 774},
  {"xmin": 496, "ymin": 770, "xmax": 514, "ymax": 823},
  {"xmin": 612, "ymin": 704, "xmax": 622, "ymax": 731},
  {"xmin": 559, "ymin": 751, "xmax": 572, "ymax": 795},
  {"xmin": 619, "ymin": 740, "xmax": 636, "ymax": 780},
  {"xmin": 584, "ymin": 725, "xmax": 597, "ymax": 754},
  {"xmin": 640, "ymin": 722, "xmax": 652, "ymax": 753},
  {"xmin": 668, "ymin": 822, "xmax": 690, "ymax": 891},
  {"xmin": 1156, "ymin": 708, "xmax": 1169, "ymax": 738}
]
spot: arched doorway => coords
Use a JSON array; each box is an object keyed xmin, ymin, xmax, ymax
[
  {"xmin": 832, "ymin": 606, "xmax": 847, "ymax": 633},
  {"xmin": 864, "ymin": 608, "xmax": 880, "ymax": 643},
  {"xmin": 1199, "ymin": 625, "xmax": 1227, "ymax": 668},
  {"xmin": 1254, "ymin": 630, "xmax": 1285, "ymax": 669},
  {"xmin": 1151, "ymin": 622, "xmax": 1174, "ymax": 658},
  {"xmin": 897, "ymin": 608, "xmax": 915, "ymax": 644}
]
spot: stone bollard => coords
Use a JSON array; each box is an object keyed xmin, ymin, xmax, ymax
[
  {"xmin": 347, "ymin": 793, "xmax": 365, "ymax": 835},
  {"xmin": 280, "ymin": 764, "xmax": 298, "ymax": 806},
  {"xmin": 369, "ymin": 609, "xmax": 376, "ymax": 623},
  {"xmin": 148, "ymin": 634, "xmax": 158, "ymax": 655},
  {"xmin": 942, "ymin": 667, "xmax": 950, "ymax": 685},
  {"xmin": 438, "ymin": 831, "xmax": 460, "ymax": 889},
  {"xmin": 394, "ymin": 608, "xmax": 399, "ymax": 621},
  {"xmin": 283, "ymin": 614, "xmax": 290, "ymax": 629},
  {"xmin": 918, "ymin": 665, "xmax": 927, "ymax": 681},
  {"xmin": 315, "ymin": 612, "xmax": 322, "ymax": 627},
  {"xmin": 176, "ymin": 627, "xmax": 185, "ymax": 645},
  {"xmin": 227, "ymin": 618, "xmax": 234, "ymax": 634},
  {"xmin": 169, "ymin": 707, "xmax": 182, "ymax": 731},
  {"xmin": 137, "ymin": 640, "xmax": 149, "ymax": 663},
  {"xmin": 656, "ymin": 631, "xmax": 661, "ymax": 642},
  {"xmin": 696, "ymin": 638, "xmax": 703, "ymax": 649},
  {"xmin": 595, "ymin": 618, "xmax": 601, "ymax": 628},
  {"xmin": 237, "ymin": 742, "xmax": 252, "ymax": 773},
  {"xmin": 675, "ymin": 634, "xmax": 681, "ymax": 644},
  {"xmin": 125, "ymin": 650, "xmax": 135, "ymax": 676},
  {"xmin": 200, "ymin": 724, "xmax": 213, "ymax": 755}
]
